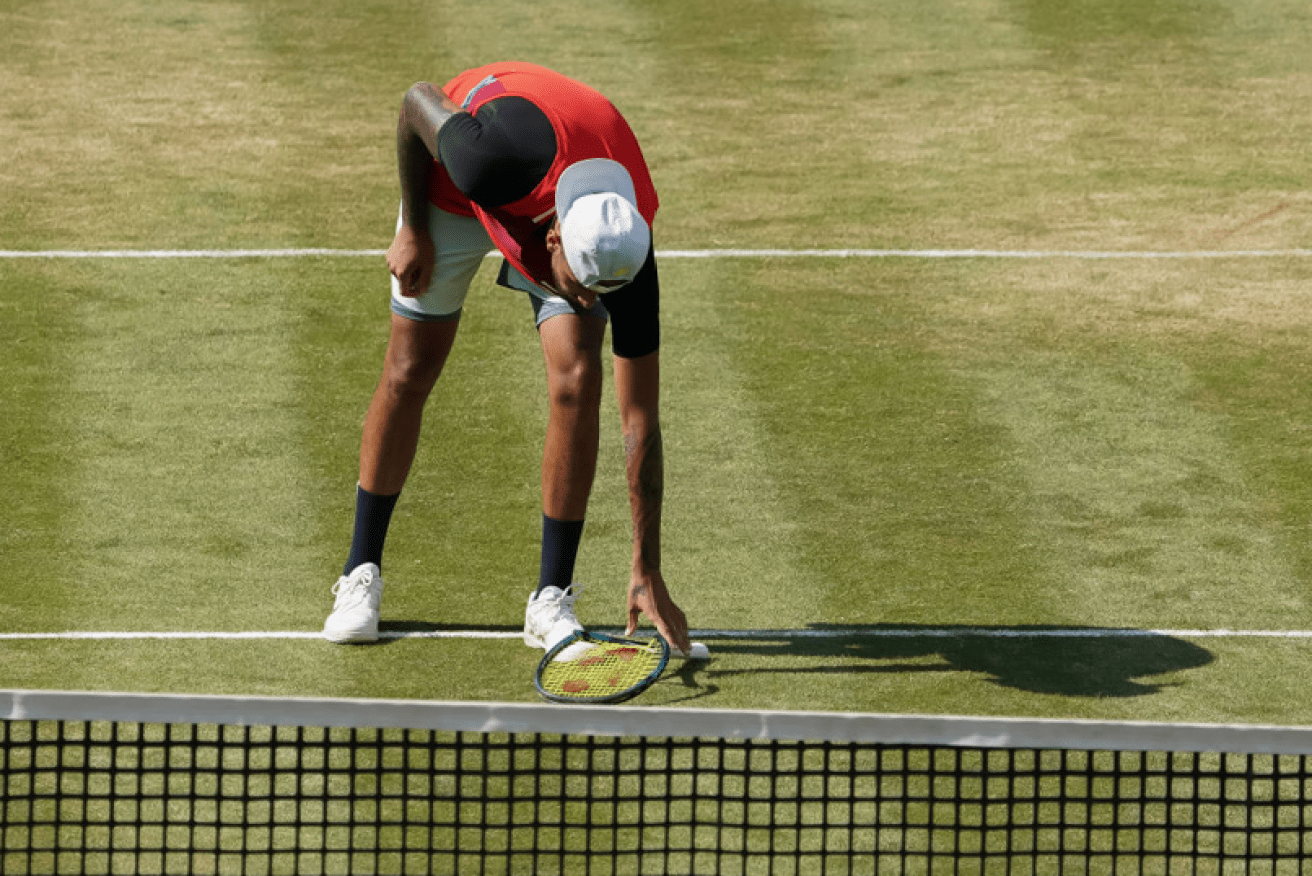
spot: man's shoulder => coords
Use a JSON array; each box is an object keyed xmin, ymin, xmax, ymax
[{"xmin": 438, "ymin": 96, "xmax": 556, "ymax": 209}]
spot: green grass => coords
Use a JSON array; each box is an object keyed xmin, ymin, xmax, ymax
[{"xmin": 4, "ymin": 0, "xmax": 1312, "ymax": 725}]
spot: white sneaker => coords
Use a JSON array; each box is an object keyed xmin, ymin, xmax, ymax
[
  {"xmin": 524, "ymin": 584, "xmax": 584, "ymax": 651},
  {"xmin": 323, "ymin": 563, "xmax": 383, "ymax": 643}
]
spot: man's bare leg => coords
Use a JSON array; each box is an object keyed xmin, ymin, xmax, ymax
[
  {"xmin": 359, "ymin": 314, "xmax": 460, "ymax": 494},
  {"xmin": 532, "ymin": 313, "xmax": 606, "ymax": 600},
  {"xmin": 327, "ymin": 313, "xmax": 460, "ymax": 643},
  {"xmin": 341, "ymin": 314, "xmax": 459, "ymax": 576}
]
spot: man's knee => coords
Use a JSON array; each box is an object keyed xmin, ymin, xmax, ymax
[
  {"xmin": 382, "ymin": 318, "xmax": 458, "ymax": 400},
  {"xmin": 548, "ymin": 356, "xmax": 603, "ymax": 412},
  {"xmin": 384, "ymin": 350, "xmax": 442, "ymax": 399}
]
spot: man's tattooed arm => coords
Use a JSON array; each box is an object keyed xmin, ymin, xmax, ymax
[
  {"xmin": 625, "ymin": 424, "xmax": 664, "ymax": 573},
  {"xmin": 396, "ymin": 83, "xmax": 461, "ymax": 231}
]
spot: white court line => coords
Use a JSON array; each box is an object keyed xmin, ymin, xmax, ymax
[
  {"xmin": 0, "ymin": 248, "xmax": 387, "ymax": 259},
  {"xmin": 661, "ymin": 249, "xmax": 1312, "ymax": 260},
  {"xmin": 4, "ymin": 248, "xmax": 1312, "ymax": 260},
  {"xmin": 3, "ymin": 628, "xmax": 1312, "ymax": 641}
]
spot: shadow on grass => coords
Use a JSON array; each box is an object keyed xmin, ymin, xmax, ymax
[
  {"xmin": 364, "ymin": 622, "xmax": 1210, "ymax": 700},
  {"xmin": 700, "ymin": 624, "xmax": 1214, "ymax": 698}
]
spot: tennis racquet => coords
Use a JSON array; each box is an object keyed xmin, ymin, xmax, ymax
[{"xmin": 534, "ymin": 630, "xmax": 670, "ymax": 704}]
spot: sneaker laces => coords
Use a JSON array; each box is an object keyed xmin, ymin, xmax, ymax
[
  {"xmin": 332, "ymin": 569, "xmax": 377, "ymax": 607},
  {"xmin": 541, "ymin": 584, "xmax": 583, "ymax": 625}
]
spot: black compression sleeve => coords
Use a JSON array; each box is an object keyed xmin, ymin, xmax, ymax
[
  {"xmin": 600, "ymin": 247, "xmax": 660, "ymax": 359},
  {"xmin": 437, "ymin": 96, "xmax": 556, "ymax": 208}
]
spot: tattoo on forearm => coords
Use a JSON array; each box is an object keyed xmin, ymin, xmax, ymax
[
  {"xmin": 627, "ymin": 426, "xmax": 663, "ymax": 505},
  {"xmin": 626, "ymin": 426, "xmax": 663, "ymax": 570},
  {"xmin": 397, "ymin": 84, "xmax": 457, "ymax": 229}
]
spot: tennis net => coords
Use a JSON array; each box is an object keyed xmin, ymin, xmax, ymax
[{"xmin": 4, "ymin": 689, "xmax": 1312, "ymax": 875}]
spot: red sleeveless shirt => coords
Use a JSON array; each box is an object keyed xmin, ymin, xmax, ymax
[{"xmin": 429, "ymin": 62, "xmax": 658, "ymax": 288}]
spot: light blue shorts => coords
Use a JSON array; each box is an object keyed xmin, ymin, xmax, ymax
[{"xmin": 389, "ymin": 208, "xmax": 608, "ymax": 326}]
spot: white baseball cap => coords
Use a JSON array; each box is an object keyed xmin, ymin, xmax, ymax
[{"xmin": 555, "ymin": 158, "xmax": 651, "ymax": 291}]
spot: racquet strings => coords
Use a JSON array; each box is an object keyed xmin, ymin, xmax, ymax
[{"xmin": 538, "ymin": 637, "xmax": 665, "ymax": 699}]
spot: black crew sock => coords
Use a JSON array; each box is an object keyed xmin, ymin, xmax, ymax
[
  {"xmin": 343, "ymin": 485, "xmax": 401, "ymax": 575},
  {"xmin": 535, "ymin": 515, "xmax": 585, "ymax": 596}
]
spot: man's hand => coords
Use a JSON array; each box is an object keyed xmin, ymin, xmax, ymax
[
  {"xmin": 625, "ymin": 569, "xmax": 691, "ymax": 656},
  {"xmin": 387, "ymin": 225, "xmax": 435, "ymax": 298}
]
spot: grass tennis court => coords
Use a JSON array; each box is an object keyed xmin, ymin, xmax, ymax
[{"xmin": 4, "ymin": 0, "xmax": 1312, "ymax": 723}]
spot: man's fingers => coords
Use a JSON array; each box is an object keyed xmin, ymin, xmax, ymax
[
  {"xmin": 652, "ymin": 613, "xmax": 691, "ymax": 655},
  {"xmin": 625, "ymin": 583, "xmax": 691, "ymax": 653},
  {"xmin": 414, "ymin": 265, "xmax": 433, "ymax": 296},
  {"xmin": 396, "ymin": 266, "xmax": 430, "ymax": 299},
  {"xmin": 667, "ymin": 626, "xmax": 692, "ymax": 656},
  {"xmin": 386, "ymin": 230, "xmax": 434, "ymax": 299}
]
